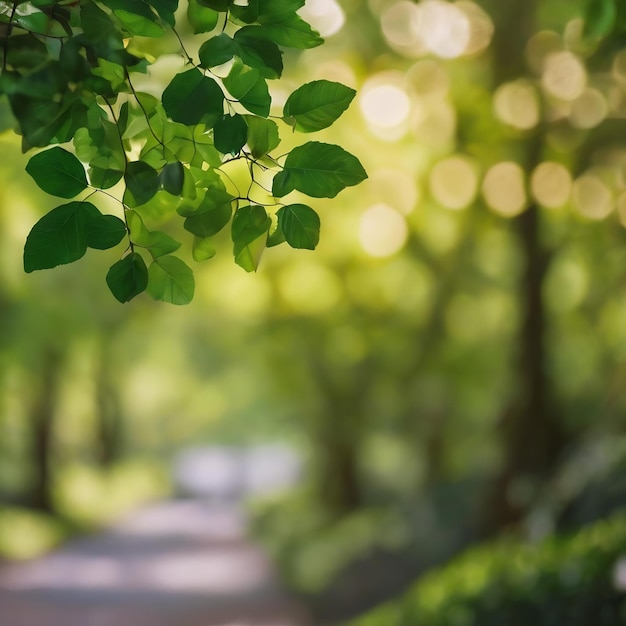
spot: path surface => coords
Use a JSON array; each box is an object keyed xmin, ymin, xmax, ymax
[{"xmin": 0, "ymin": 500, "xmax": 308, "ymax": 626}]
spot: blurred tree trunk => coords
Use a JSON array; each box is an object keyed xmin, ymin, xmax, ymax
[
  {"xmin": 484, "ymin": 0, "xmax": 568, "ymax": 530},
  {"xmin": 29, "ymin": 346, "xmax": 61, "ymax": 512},
  {"xmin": 95, "ymin": 341, "xmax": 123, "ymax": 467},
  {"xmin": 311, "ymin": 350, "xmax": 367, "ymax": 517}
]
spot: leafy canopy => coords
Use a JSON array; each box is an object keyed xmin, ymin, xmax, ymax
[{"xmin": 0, "ymin": 0, "xmax": 366, "ymax": 304}]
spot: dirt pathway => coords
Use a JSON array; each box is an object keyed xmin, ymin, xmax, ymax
[{"xmin": 0, "ymin": 500, "xmax": 308, "ymax": 626}]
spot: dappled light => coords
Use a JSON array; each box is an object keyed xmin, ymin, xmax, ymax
[{"xmin": 2, "ymin": 1, "xmax": 626, "ymax": 626}]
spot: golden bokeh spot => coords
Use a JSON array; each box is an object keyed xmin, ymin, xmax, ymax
[
  {"xmin": 429, "ymin": 155, "xmax": 478, "ymax": 210},
  {"xmin": 482, "ymin": 162, "xmax": 527, "ymax": 217},
  {"xmin": 456, "ymin": 1, "xmax": 494, "ymax": 56},
  {"xmin": 493, "ymin": 80, "xmax": 540, "ymax": 130},
  {"xmin": 381, "ymin": 1, "xmax": 424, "ymax": 57},
  {"xmin": 414, "ymin": 0, "xmax": 470, "ymax": 59},
  {"xmin": 359, "ymin": 74, "xmax": 411, "ymax": 140},
  {"xmin": 411, "ymin": 100, "xmax": 456, "ymax": 147},
  {"xmin": 571, "ymin": 174, "xmax": 613, "ymax": 220},
  {"xmin": 570, "ymin": 87, "xmax": 608, "ymax": 129},
  {"xmin": 525, "ymin": 30, "xmax": 563, "ymax": 75},
  {"xmin": 541, "ymin": 51, "xmax": 587, "ymax": 101},
  {"xmin": 365, "ymin": 168, "xmax": 420, "ymax": 215},
  {"xmin": 299, "ymin": 0, "xmax": 345, "ymax": 37},
  {"xmin": 406, "ymin": 59, "xmax": 450, "ymax": 97},
  {"xmin": 530, "ymin": 162, "xmax": 572, "ymax": 209},
  {"xmin": 359, "ymin": 203, "xmax": 409, "ymax": 257}
]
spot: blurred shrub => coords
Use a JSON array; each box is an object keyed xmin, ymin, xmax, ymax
[
  {"xmin": 249, "ymin": 488, "xmax": 409, "ymax": 593},
  {"xmin": 0, "ymin": 507, "xmax": 65, "ymax": 559},
  {"xmin": 54, "ymin": 459, "xmax": 170, "ymax": 528},
  {"xmin": 348, "ymin": 512, "xmax": 626, "ymax": 626}
]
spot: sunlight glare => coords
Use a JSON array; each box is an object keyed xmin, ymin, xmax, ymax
[
  {"xmin": 429, "ymin": 155, "xmax": 478, "ymax": 210},
  {"xmin": 359, "ymin": 204, "xmax": 408, "ymax": 257},
  {"xmin": 530, "ymin": 162, "xmax": 572, "ymax": 209},
  {"xmin": 482, "ymin": 162, "xmax": 527, "ymax": 217}
]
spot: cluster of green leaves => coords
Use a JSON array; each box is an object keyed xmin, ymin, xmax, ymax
[
  {"xmin": 0, "ymin": 0, "xmax": 366, "ymax": 304},
  {"xmin": 348, "ymin": 512, "xmax": 626, "ymax": 626}
]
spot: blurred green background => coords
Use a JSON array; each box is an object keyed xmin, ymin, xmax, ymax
[{"xmin": 3, "ymin": 0, "xmax": 626, "ymax": 623}]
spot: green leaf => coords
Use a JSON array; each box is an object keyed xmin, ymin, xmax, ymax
[
  {"xmin": 3, "ymin": 34, "xmax": 48, "ymax": 70},
  {"xmin": 162, "ymin": 69, "xmax": 224, "ymax": 126},
  {"xmin": 106, "ymin": 252, "xmax": 149, "ymax": 302},
  {"xmin": 159, "ymin": 161, "xmax": 184, "ymax": 195},
  {"xmin": 231, "ymin": 204, "xmax": 271, "ymax": 272},
  {"xmin": 23, "ymin": 201, "xmax": 100, "ymax": 272},
  {"xmin": 187, "ymin": 0, "xmax": 219, "ymax": 33},
  {"xmin": 192, "ymin": 236, "xmax": 217, "ymax": 261},
  {"xmin": 147, "ymin": 255, "xmax": 195, "ymax": 304},
  {"xmin": 144, "ymin": 0, "xmax": 178, "ymax": 26},
  {"xmin": 85, "ymin": 214, "xmax": 127, "ymax": 250},
  {"xmin": 213, "ymin": 114, "xmax": 248, "ymax": 155},
  {"xmin": 182, "ymin": 190, "xmax": 234, "ymax": 237},
  {"xmin": 127, "ymin": 210, "xmax": 181, "ymax": 258},
  {"xmin": 89, "ymin": 167, "xmax": 124, "ymax": 189},
  {"xmin": 283, "ymin": 80, "xmax": 356, "ymax": 132},
  {"xmin": 26, "ymin": 147, "xmax": 88, "ymax": 198},
  {"xmin": 237, "ymin": 16, "xmax": 323, "ymax": 49},
  {"xmin": 197, "ymin": 0, "xmax": 230, "ymax": 10},
  {"xmin": 198, "ymin": 33, "xmax": 238, "ymax": 68},
  {"xmin": 124, "ymin": 161, "xmax": 160, "ymax": 207},
  {"xmin": 273, "ymin": 141, "xmax": 367, "ymax": 198},
  {"xmin": 277, "ymin": 204, "xmax": 320, "ymax": 249},
  {"xmin": 92, "ymin": 58, "xmax": 127, "ymax": 91},
  {"xmin": 223, "ymin": 60, "xmax": 271, "ymax": 117},
  {"xmin": 234, "ymin": 30, "xmax": 283, "ymax": 78},
  {"xmin": 256, "ymin": 0, "xmax": 306, "ymax": 22},
  {"xmin": 244, "ymin": 116, "xmax": 280, "ymax": 158},
  {"xmin": 100, "ymin": 0, "xmax": 165, "ymax": 37},
  {"xmin": 267, "ymin": 224, "xmax": 286, "ymax": 247}
]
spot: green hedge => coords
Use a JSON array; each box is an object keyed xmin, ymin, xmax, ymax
[{"xmin": 348, "ymin": 512, "xmax": 626, "ymax": 626}]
